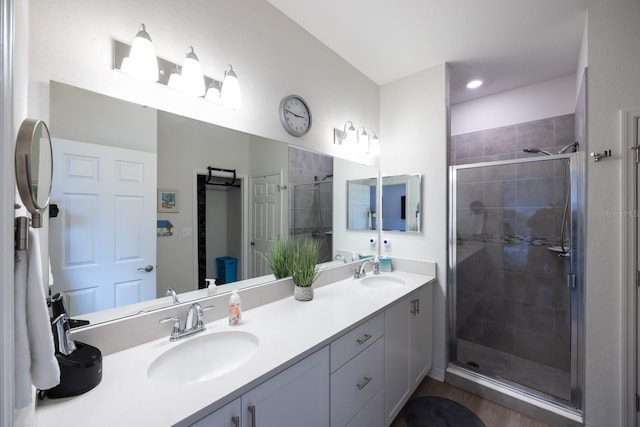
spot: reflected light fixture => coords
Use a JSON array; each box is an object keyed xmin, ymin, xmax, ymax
[
  {"xmin": 334, "ymin": 121, "xmax": 356, "ymax": 148},
  {"xmin": 167, "ymin": 66, "xmax": 182, "ymax": 90},
  {"xmin": 180, "ymin": 46, "xmax": 206, "ymax": 97},
  {"xmin": 205, "ymin": 81, "xmax": 222, "ymax": 103},
  {"xmin": 356, "ymin": 127, "xmax": 369, "ymax": 153},
  {"xmin": 221, "ymin": 65, "xmax": 242, "ymax": 110},
  {"xmin": 120, "ymin": 24, "xmax": 159, "ymax": 82},
  {"xmin": 369, "ymin": 132, "xmax": 380, "ymax": 156},
  {"xmin": 466, "ymin": 79, "xmax": 483, "ymax": 89}
]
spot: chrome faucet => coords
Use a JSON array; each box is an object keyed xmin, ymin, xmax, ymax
[
  {"xmin": 165, "ymin": 287, "xmax": 180, "ymax": 304},
  {"xmin": 159, "ymin": 302, "xmax": 214, "ymax": 341},
  {"xmin": 354, "ymin": 259, "xmax": 374, "ymax": 279},
  {"xmin": 334, "ymin": 254, "xmax": 347, "ymax": 264}
]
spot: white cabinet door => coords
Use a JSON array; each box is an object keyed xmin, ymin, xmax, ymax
[
  {"xmin": 241, "ymin": 346, "xmax": 329, "ymax": 427},
  {"xmin": 410, "ymin": 285, "xmax": 433, "ymax": 389},
  {"xmin": 384, "ymin": 285, "xmax": 433, "ymax": 426},
  {"xmin": 384, "ymin": 297, "xmax": 411, "ymax": 426},
  {"xmin": 191, "ymin": 398, "xmax": 241, "ymax": 427}
]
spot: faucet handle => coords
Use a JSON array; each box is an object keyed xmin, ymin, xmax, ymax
[
  {"xmin": 159, "ymin": 316, "xmax": 181, "ymax": 340},
  {"xmin": 196, "ymin": 304, "xmax": 215, "ymax": 328}
]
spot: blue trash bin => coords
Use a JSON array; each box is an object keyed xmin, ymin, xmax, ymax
[{"xmin": 216, "ymin": 256, "xmax": 237, "ymax": 284}]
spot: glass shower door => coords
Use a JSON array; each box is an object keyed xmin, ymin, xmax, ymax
[{"xmin": 450, "ymin": 154, "xmax": 579, "ymax": 406}]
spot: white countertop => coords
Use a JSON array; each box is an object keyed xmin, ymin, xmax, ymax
[{"xmin": 36, "ymin": 271, "xmax": 434, "ymax": 427}]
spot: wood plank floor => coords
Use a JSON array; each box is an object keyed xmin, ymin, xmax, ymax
[{"xmin": 390, "ymin": 377, "xmax": 552, "ymax": 427}]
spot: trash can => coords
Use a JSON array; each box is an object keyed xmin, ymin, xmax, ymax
[{"xmin": 216, "ymin": 256, "xmax": 237, "ymax": 284}]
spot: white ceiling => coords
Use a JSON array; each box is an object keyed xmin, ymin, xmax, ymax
[{"xmin": 265, "ymin": 0, "xmax": 593, "ymax": 104}]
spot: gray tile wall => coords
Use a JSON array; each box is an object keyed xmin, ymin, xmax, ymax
[
  {"xmin": 451, "ymin": 114, "xmax": 575, "ymax": 165},
  {"xmin": 288, "ymin": 147, "xmax": 334, "ymax": 262},
  {"xmin": 453, "ymin": 114, "xmax": 574, "ymax": 374}
]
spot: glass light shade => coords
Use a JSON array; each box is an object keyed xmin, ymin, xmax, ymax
[
  {"xmin": 221, "ymin": 65, "xmax": 242, "ymax": 110},
  {"xmin": 343, "ymin": 122, "xmax": 356, "ymax": 148},
  {"xmin": 369, "ymin": 134, "xmax": 380, "ymax": 156},
  {"xmin": 125, "ymin": 24, "xmax": 159, "ymax": 82},
  {"xmin": 205, "ymin": 85, "xmax": 221, "ymax": 103},
  {"xmin": 167, "ymin": 70, "xmax": 182, "ymax": 90},
  {"xmin": 357, "ymin": 128, "xmax": 369, "ymax": 153},
  {"xmin": 180, "ymin": 47, "xmax": 206, "ymax": 97}
]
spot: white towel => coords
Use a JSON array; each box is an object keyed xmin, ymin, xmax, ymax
[{"xmin": 14, "ymin": 228, "xmax": 60, "ymax": 409}]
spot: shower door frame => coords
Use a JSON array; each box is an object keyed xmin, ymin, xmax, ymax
[{"xmin": 448, "ymin": 153, "xmax": 584, "ymax": 412}]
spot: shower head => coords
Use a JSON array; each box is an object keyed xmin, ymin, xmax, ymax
[
  {"xmin": 558, "ymin": 141, "xmax": 579, "ymax": 154},
  {"xmin": 522, "ymin": 147, "xmax": 552, "ymax": 156}
]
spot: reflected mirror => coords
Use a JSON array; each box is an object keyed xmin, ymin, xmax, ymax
[
  {"xmin": 48, "ymin": 82, "xmax": 367, "ymax": 325},
  {"xmin": 381, "ymin": 174, "xmax": 422, "ymax": 232}
]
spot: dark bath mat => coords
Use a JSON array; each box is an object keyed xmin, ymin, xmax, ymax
[{"xmin": 403, "ymin": 396, "xmax": 486, "ymax": 427}]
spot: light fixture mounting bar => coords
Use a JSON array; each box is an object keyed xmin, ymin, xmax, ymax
[{"xmin": 113, "ymin": 40, "xmax": 221, "ymax": 90}]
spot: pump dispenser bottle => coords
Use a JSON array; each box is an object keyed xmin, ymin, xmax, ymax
[{"xmin": 229, "ymin": 290, "xmax": 242, "ymax": 325}]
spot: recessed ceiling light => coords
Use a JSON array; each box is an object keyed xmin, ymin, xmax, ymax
[{"xmin": 466, "ymin": 80, "xmax": 483, "ymax": 89}]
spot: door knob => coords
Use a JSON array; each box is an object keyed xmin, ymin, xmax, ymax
[
  {"xmin": 250, "ymin": 241, "xmax": 255, "ymax": 246},
  {"xmin": 137, "ymin": 265, "xmax": 154, "ymax": 272}
]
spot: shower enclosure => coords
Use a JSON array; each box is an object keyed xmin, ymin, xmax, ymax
[
  {"xmin": 449, "ymin": 153, "xmax": 582, "ymax": 410},
  {"xmin": 292, "ymin": 178, "xmax": 333, "ymax": 263}
]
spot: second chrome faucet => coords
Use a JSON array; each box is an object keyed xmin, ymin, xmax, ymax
[{"xmin": 160, "ymin": 302, "xmax": 214, "ymax": 341}]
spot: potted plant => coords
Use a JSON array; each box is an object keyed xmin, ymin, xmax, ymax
[
  {"xmin": 291, "ymin": 238, "xmax": 320, "ymax": 301},
  {"xmin": 265, "ymin": 238, "xmax": 295, "ymax": 279}
]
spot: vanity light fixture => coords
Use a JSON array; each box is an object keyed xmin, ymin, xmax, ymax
[
  {"xmin": 179, "ymin": 46, "xmax": 206, "ymax": 97},
  {"xmin": 334, "ymin": 121, "xmax": 356, "ymax": 148},
  {"xmin": 220, "ymin": 65, "xmax": 242, "ymax": 110},
  {"xmin": 120, "ymin": 24, "xmax": 159, "ymax": 82},
  {"xmin": 356, "ymin": 127, "xmax": 369, "ymax": 153},
  {"xmin": 466, "ymin": 79, "xmax": 483, "ymax": 89},
  {"xmin": 113, "ymin": 29, "xmax": 242, "ymax": 109}
]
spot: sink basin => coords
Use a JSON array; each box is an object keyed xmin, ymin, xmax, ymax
[
  {"xmin": 147, "ymin": 331, "xmax": 259, "ymax": 385},
  {"xmin": 360, "ymin": 275, "xmax": 405, "ymax": 289}
]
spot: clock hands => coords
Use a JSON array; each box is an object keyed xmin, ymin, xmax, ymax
[{"xmin": 285, "ymin": 109, "xmax": 305, "ymax": 119}]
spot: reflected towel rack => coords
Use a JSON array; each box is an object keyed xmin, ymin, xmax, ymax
[{"xmin": 206, "ymin": 166, "xmax": 240, "ymax": 188}]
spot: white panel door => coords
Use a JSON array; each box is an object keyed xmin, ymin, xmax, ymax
[
  {"xmin": 348, "ymin": 182, "xmax": 371, "ymax": 229},
  {"xmin": 250, "ymin": 172, "xmax": 282, "ymax": 278},
  {"xmin": 50, "ymin": 138, "xmax": 156, "ymax": 316}
]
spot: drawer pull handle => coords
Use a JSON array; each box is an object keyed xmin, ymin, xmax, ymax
[
  {"xmin": 248, "ymin": 405, "xmax": 256, "ymax": 427},
  {"xmin": 231, "ymin": 415, "xmax": 240, "ymax": 427},
  {"xmin": 357, "ymin": 376, "xmax": 373, "ymax": 390},
  {"xmin": 356, "ymin": 333, "xmax": 373, "ymax": 345}
]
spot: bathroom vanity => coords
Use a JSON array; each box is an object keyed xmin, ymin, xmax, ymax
[{"xmin": 36, "ymin": 266, "xmax": 435, "ymax": 427}]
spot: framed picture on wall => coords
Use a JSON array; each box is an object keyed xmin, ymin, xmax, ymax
[{"xmin": 158, "ymin": 189, "xmax": 180, "ymax": 213}]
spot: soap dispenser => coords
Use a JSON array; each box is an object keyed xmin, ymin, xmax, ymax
[
  {"xmin": 229, "ymin": 290, "xmax": 242, "ymax": 326},
  {"xmin": 373, "ymin": 256, "xmax": 380, "ymax": 275}
]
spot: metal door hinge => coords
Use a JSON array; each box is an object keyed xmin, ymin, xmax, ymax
[
  {"xmin": 636, "ymin": 393, "xmax": 639, "ymax": 412},
  {"xmin": 636, "ymin": 270, "xmax": 640, "ymax": 287},
  {"xmin": 567, "ymin": 274, "xmax": 576, "ymax": 289}
]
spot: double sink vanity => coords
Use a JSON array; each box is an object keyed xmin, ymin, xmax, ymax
[{"xmin": 36, "ymin": 260, "xmax": 435, "ymax": 427}]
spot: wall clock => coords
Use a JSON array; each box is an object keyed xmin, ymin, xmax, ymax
[{"xmin": 279, "ymin": 95, "xmax": 312, "ymax": 137}]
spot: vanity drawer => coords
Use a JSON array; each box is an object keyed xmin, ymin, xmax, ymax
[
  {"xmin": 346, "ymin": 388, "xmax": 384, "ymax": 427},
  {"xmin": 330, "ymin": 337, "xmax": 384, "ymax": 427},
  {"xmin": 330, "ymin": 313, "xmax": 383, "ymax": 372}
]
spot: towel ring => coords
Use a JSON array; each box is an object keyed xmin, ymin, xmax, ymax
[{"xmin": 15, "ymin": 119, "xmax": 53, "ymax": 229}]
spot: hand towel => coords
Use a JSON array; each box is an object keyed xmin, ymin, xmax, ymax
[{"xmin": 14, "ymin": 228, "xmax": 60, "ymax": 409}]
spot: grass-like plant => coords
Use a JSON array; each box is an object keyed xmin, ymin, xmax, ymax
[
  {"xmin": 265, "ymin": 238, "xmax": 295, "ymax": 279},
  {"xmin": 291, "ymin": 238, "xmax": 320, "ymax": 288}
]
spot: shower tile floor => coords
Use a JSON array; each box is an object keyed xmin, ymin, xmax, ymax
[{"xmin": 457, "ymin": 339, "xmax": 571, "ymax": 402}]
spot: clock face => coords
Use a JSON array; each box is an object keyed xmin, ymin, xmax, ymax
[{"xmin": 279, "ymin": 95, "xmax": 312, "ymax": 137}]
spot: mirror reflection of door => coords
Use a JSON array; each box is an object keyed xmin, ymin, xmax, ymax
[
  {"xmin": 50, "ymin": 139, "xmax": 157, "ymax": 316},
  {"xmin": 250, "ymin": 172, "xmax": 283, "ymax": 278},
  {"xmin": 348, "ymin": 182, "xmax": 373, "ymax": 230},
  {"xmin": 196, "ymin": 173, "xmax": 243, "ymax": 289}
]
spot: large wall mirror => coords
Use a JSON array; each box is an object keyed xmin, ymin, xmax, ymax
[{"xmin": 48, "ymin": 82, "xmax": 374, "ymax": 325}]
